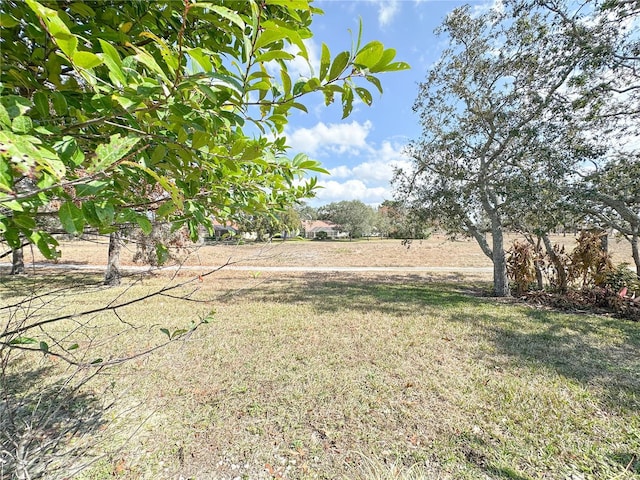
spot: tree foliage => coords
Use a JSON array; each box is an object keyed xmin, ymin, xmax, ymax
[
  {"xmin": 0, "ymin": 0, "xmax": 408, "ymax": 259},
  {"xmin": 396, "ymin": 1, "xmax": 640, "ymax": 295},
  {"xmin": 396, "ymin": 4, "xmax": 591, "ymax": 295},
  {"xmin": 377, "ymin": 200, "xmax": 430, "ymax": 239},
  {"xmin": 235, "ymin": 206, "xmax": 301, "ymax": 241},
  {"xmin": 317, "ymin": 199, "xmax": 376, "ymax": 238}
]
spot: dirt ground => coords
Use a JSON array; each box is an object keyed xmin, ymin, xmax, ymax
[{"xmin": 10, "ymin": 232, "xmax": 634, "ymax": 269}]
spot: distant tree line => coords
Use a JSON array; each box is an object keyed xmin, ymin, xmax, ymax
[{"xmin": 290, "ymin": 200, "xmax": 430, "ymax": 240}]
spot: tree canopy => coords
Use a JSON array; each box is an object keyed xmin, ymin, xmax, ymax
[
  {"xmin": 318, "ymin": 199, "xmax": 376, "ymax": 238},
  {"xmin": 0, "ymin": 0, "xmax": 408, "ymax": 259},
  {"xmin": 396, "ymin": 0, "xmax": 640, "ymax": 295}
]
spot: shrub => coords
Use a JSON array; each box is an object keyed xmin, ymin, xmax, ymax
[
  {"xmin": 568, "ymin": 230, "xmax": 614, "ymax": 288},
  {"xmin": 605, "ymin": 263, "xmax": 640, "ymax": 294},
  {"xmin": 506, "ymin": 241, "xmax": 538, "ymax": 295}
]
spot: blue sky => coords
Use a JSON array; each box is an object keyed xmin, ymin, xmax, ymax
[{"xmin": 280, "ymin": 0, "xmax": 494, "ymax": 207}]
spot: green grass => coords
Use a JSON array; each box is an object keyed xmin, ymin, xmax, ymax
[{"xmin": 1, "ymin": 272, "xmax": 639, "ymax": 479}]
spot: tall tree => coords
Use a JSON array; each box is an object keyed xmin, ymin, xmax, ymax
[
  {"xmin": 0, "ymin": 0, "xmax": 408, "ymax": 262},
  {"xmin": 527, "ymin": 0, "xmax": 640, "ymax": 278},
  {"xmin": 396, "ymin": 4, "xmax": 588, "ymax": 296},
  {"xmin": 318, "ymin": 200, "xmax": 376, "ymax": 238}
]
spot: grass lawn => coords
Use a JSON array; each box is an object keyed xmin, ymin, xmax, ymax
[{"xmin": 1, "ymin": 268, "xmax": 639, "ymax": 480}]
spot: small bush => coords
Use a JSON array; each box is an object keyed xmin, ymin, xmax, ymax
[
  {"xmin": 605, "ymin": 263, "xmax": 640, "ymax": 294},
  {"xmin": 568, "ymin": 230, "xmax": 614, "ymax": 288},
  {"xmin": 506, "ymin": 241, "xmax": 538, "ymax": 296}
]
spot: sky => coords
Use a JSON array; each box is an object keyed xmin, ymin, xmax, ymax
[{"xmin": 280, "ymin": 0, "xmax": 495, "ymax": 207}]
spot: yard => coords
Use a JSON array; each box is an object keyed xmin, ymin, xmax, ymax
[{"xmin": 1, "ymin": 237, "xmax": 639, "ymax": 479}]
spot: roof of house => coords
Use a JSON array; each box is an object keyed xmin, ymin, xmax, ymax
[{"xmin": 302, "ymin": 220, "xmax": 340, "ymax": 232}]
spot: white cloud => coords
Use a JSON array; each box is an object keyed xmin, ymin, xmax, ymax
[
  {"xmin": 315, "ymin": 179, "xmax": 390, "ymax": 204},
  {"xmin": 306, "ymin": 139, "xmax": 412, "ymax": 206},
  {"xmin": 375, "ymin": 0, "xmax": 400, "ymax": 27},
  {"xmin": 471, "ymin": 0, "xmax": 504, "ymax": 17},
  {"xmin": 287, "ymin": 121, "xmax": 413, "ymax": 205},
  {"xmin": 286, "ymin": 120, "xmax": 373, "ymax": 157},
  {"xmin": 329, "ymin": 165, "xmax": 352, "ymax": 178}
]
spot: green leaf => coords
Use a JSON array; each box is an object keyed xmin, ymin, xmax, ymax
[
  {"xmin": 50, "ymin": 22, "xmax": 78, "ymax": 59},
  {"xmin": 150, "ymin": 145, "xmax": 166, "ymax": 164},
  {"xmin": 160, "ymin": 328, "xmax": 170, "ymax": 339},
  {"xmin": 131, "ymin": 46, "xmax": 168, "ymax": 80},
  {"xmin": 73, "ymin": 51, "xmax": 103, "ymax": 69},
  {"xmin": 369, "ymin": 48, "xmax": 397, "ymax": 73},
  {"xmin": 75, "ymin": 181, "xmax": 107, "ymax": 197},
  {"xmin": 59, "ymin": 201, "xmax": 85, "ymax": 234},
  {"xmin": 355, "ymin": 87, "xmax": 373, "ymax": 106},
  {"xmin": 69, "ymin": 2, "xmax": 95, "ymax": 17},
  {"xmin": 255, "ymin": 50, "xmax": 295, "ymax": 63},
  {"xmin": 265, "ymin": 0, "xmax": 310, "ymax": 8},
  {"xmin": 99, "ymin": 39, "xmax": 127, "ymax": 85},
  {"xmin": 9, "ymin": 337, "xmax": 37, "ymax": 345},
  {"xmin": 328, "ymin": 51, "xmax": 349, "ymax": 82},
  {"xmin": 341, "ymin": 84, "xmax": 354, "ymax": 119},
  {"xmin": 254, "ymin": 28, "xmax": 288, "ymax": 51},
  {"xmin": 380, "ymin": 61, "xmax": 411, "ymax": 72},
  {"xmin": 12, "ymin": 214, "xmax": 36, "ymax": 230},
  {"xmin": 0, "ymin": 103, "xmax": 10, "ymax": 127},
  {"xmin": 198, "ymin": 4, "xmax": 245, "ymax": 30},
  {"xmin": 0, "ymin": 95, "xmax": 31, "ymax": 118},
  {"xmin": 40, "ymin": 341, "xmax": 49, "ymax": 353},
  {"xmin": 187, "ymin": 47, "xmax": 212, "ymax": 73},
  {"xmin": 68, "ymin": 343, "xmax": 79, "ymax": 350},
  {"xmin": 11, "ymin": 116, "xmax": 33, "ymax": 134},
  {"xmin": 156, "ymin": 200, "xmax": 176, "ymax": 217},
  {"xmin": 0, "ymin": 13, "xmax": 19, "ymax": 28},
  {"xmin": 26, "ymin": 0, "xmax": 77, "ymax": 58},
  {"xmin": 91, "ymin": 135, "xmax": 140, "ymax": 172},
  {"xmin": 319, "ymin": 43, "xmax": 330, "ymax": 81},
  {"xmin": 171, "ymin": 329, "xmax": 188, "ymax": 339},
  {"xmin": 365, "ymin": 75, "xmax": 383, "ymax": 95},
  {"xmin": 95, "ymin": 202, "xmax": 115, "ymax": 225},
  {"xmin": 29, "ymin": 230, "xmax": 59, "ymax": 259},
  {"xmin": 156, "ymin": 243, "xmax": 169, "ymax": 265},
  {"xmin": 192, "ymin": 130, "xmax": 209, "ymax": 150},
  {"xmin": 33, "ymin": 92, "xmax": 49, "ymax": 118},
  {"xmin": 354, "ymin": 41, "xmax": 384, "ymax": 69},
  {"xmin": 51, "ymin": 92, "xmax": 68, "ymax": 116},
  {"xmin": 280, "ymin": 69, "xmax": 292, "ymax": 96},
  {"xmin": 136, "ymin": 215, "xmax": 152, "ymax": 235}
]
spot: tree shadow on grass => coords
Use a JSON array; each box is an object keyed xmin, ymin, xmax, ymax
[
  {"xmin": 220, "ymin": 272, "xmax": 492, "ymax": 316},
  {"xmin": 1, "ymin": 358, "xmax": 111, "ymax": 479},
  {"xmin": 451, "ymin": 306, "xmax": 640, "ymax": 409}
]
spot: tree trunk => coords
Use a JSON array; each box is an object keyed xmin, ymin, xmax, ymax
[
  {"xmin": 632, "ymin": 229, "xmax": 640, "ymax": 279},
  {"xmin": 491, "ymin": 225, "xmax": 510, "ymax": 297},
  {"xmin": 10, "ymin": 247, "xmax": 25, "ymax": 275},
  {"xmin": 104, "ymin": 231, "xmax": 122, "ymax": 286},
  {"xmin": 542, "ymin": 233, "xmax": 567, "ymax": 292},
  {"xmin": 534, "ymin": 236, "xmax": 544, "ymax": 290}
]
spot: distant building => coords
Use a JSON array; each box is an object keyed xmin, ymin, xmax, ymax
[{"xmin": 301, "ymin": 220, "xmax": 346, "ymax": 239}]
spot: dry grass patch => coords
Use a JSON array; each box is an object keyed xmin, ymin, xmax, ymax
[
  {"xmin": 12, "ymin": 233, "xmax": 635, "ymax": 270},
  {"xmin": 1, "ymin": 271, "xmax": 639, "ymax": 479}
]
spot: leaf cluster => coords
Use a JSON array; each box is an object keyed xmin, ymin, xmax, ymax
[{"xmin": 0, "ymin": 0, "xmax": 408, "ymax": 258}]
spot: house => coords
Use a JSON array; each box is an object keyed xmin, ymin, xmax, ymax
[{"xmin": 301, "ymin": 220, "xmax": 346, "ymax": 239}]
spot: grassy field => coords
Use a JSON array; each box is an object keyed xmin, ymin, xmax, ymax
[
  {"xmin": 1, "ymin": 238, "xmax": 639, "ymax": 479},
  {"xmin": 12, "ymin": 233, "xmax": 635, "ymax": 269}
]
